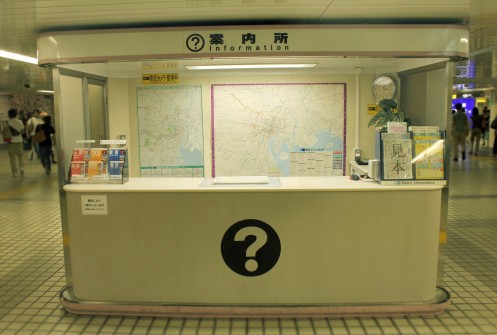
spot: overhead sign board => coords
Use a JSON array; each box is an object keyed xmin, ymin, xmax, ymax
[
  {"xmin": 142, "ymin": 73, "xmax": 179, "ymax": 84},
  {"xmin": 38, "ymin": 25, "xmax": 469, "ymax": 65}
]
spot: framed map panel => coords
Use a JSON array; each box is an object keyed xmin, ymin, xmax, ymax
[
  {"xmin": 137, "ymin": 85, "xmax": 204, "ymax": 177},
  {"xmin": 212, "ymin": 83, "xmax": 346, "ymax": 177}
]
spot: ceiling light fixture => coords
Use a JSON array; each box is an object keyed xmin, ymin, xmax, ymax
[
  {"xmin": 0, "ymin": 50, "xmax": 38, "ymax": 65},
  {"xmin": 185, "ymin": 64, "xmax": 316, "ymax": 70},
  {"xmin": 36, "ymin": 90, "xmax": 54, "ymax": 94}
]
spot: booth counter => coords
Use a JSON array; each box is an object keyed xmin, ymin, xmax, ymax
[{"xmin": 61, "ymin": 176, "xmax": 448, "ymax": 317}]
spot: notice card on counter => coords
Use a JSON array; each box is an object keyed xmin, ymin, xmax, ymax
[{"xmin": 81, "ymin": 195, "xmax": 108, "ymax": 215}]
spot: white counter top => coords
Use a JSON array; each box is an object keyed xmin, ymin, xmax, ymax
[{"xmin": 64, "ymin": 176, "xmax": 443, "ymax": 193}]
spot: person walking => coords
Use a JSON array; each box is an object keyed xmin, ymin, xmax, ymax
[
  {"xmin": 39, "ymin": 111, "xmax": 57, "ymax": 163},
  {"xmin": 35, "ymin": 115, "xmax": 56, "ymax": 175},
  {"xmin": 6, "ymin": 108, "xmax": 25, "ymax": 177},
  {"xmin": 492, "ymin": 115, "xmax": 497, "ymax": 156},
  {"xmin": 452, "ymin": 103, "xmax": 470, "ymax": 161},
  {"xmin": 481, "ymin": 106, "xmax": 490, "ymax": 146},
  {"xmin": 469, "ymin": 107, "xmax": 483, "ymax": 155},
  {"xmin": 26, "ymin": 109, "xmax": 43, "ymax": 160}
]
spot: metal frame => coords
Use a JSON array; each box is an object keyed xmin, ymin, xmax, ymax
[{"xmin": 52, "ymin": 66, "xmax": 108, "ymax": 285}]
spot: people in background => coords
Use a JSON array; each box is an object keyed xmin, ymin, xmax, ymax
[
  {"xmin": 481, "ymin": 106, "xmax": 490, "ymax": 146},
  {"xmin": 39, "ymin": 111, "xmax": 57, "ymax": 163},
  {"xmin": 6, "ymin": 108, "xmax": 25, "ymax": 177},
  {"xmin": 36, "ymin": 115, "xmax": 56, "ymax": 175},
  {"xmin": 492, "ymin": 114, "xmax": 497, "ymax": 156},
  {"xmin": 469, "ymin": 107, "xmax": 483, "ymax": 155},
  {"xmin": 26, "ymin": 109, "xmax": 43, "ymax": 160},
  {"xmin": 452, "ymin": 103, "xmax": 470, "ymax": 161}
]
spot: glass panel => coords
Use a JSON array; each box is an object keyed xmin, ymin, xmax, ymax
[
  {"xmin": 88, "ymin": 83, "xmax": 107, "ymax": 142},
  {"xmin": 59, "ymin": 75, "xmax": 84, "ymax": 174}
]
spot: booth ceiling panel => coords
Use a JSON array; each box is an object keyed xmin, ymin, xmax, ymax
[
  {"xmin": 35, "ymin": 11, "xmax": 323, "ymax": 26},
  {"xmin": 33, "ymin": 0, "xmax": 331, "ymax": 26},
  {"xmin": 0, "ymin": 0, "xmax": 497, "ymax": 93},
  {"xmin": 321, "ymin": 0, "xmax": 470, "ymax": 19}
]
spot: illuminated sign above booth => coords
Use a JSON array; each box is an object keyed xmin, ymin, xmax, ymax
[{"xmin": 37, "ymin": 25, "xmax": 469, "ymax": 66}]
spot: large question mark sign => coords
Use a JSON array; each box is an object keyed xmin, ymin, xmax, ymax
[
  {"xmin": 234, "ymin": 227, "xmax": 268, "ymax": 272},
  {"xmin": 221, "ymin": 219, "xmax": 281, "ymax": 277},
  {"xmin": 186, "ymin": 34, "xmax": 204, "ymax": 52}
]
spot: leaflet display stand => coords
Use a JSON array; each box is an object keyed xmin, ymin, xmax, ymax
[
  {"xmin": 69, "ymin": 146, "xmax": 129, "ymax": 185},
  {"xmin": 376, "ymin": 128, "xmax": 447, "ymax": 186}
]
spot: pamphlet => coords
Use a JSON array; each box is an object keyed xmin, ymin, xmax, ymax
[
  {"xmin": 87, "ymin": 161, "xmax": 105, "ymax": 180},
  {"xmin": 409, "ymin": 126, "xmax": 440, "ymax": 133},
  {"xmin": 412, "ymin": 132, "xmax": 444, "ymax": 180},
  {"xmin": 109, "ymin": 161, "xmax": 124, "ymax": 180},
  {"xmin": 70, "ymin": 161, "xmax": 86, "ymax": 180},
  {"xmin": 90, "ymin": 148, "xmax": 108, "ymax": 174},
  {"xmin": 108, "ymin": 148, "xmax": 126, "ymax": 180},
  {"xmin": 108, "ymin": 148, "xmax": 126, "ymax": 162},
  {"xmin": 382, "ymin": 138, "xmax": 413, "ymax": 180},
  {"xmin": 387, "ymin": 122, "xmax": 407, "ymax": 133},
  {"xmin": 71, "ymin": 149, "xmax": 90, "ymax": 176},
  {"xmin": 72, "ymin": 148, "xmax": 90, "ymax": 162}
]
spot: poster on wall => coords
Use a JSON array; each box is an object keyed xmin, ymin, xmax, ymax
[
  {"xmin": 212, "ymin": 83, "xmax": 346, "ymax": 177},
  {"xmin": 0, "ymin": 96, "xmax": 10, "ymax": 121},
  {"xmin": 137, "ymin": 85, "xmax": 204, "ymax": 177}
]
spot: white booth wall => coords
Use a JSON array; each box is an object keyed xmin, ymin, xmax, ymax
[
  {"xmin": 105, "ymin": 73, "xmax": 377, "ymax": 178},
  {"xmin": 400, "ymin": 64, "xmax": 452, "ymax": 130}
]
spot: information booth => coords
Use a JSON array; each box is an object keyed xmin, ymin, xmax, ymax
[{"xmin": 37, "ymin": 24, "xmax": 468, "ymax": 317}]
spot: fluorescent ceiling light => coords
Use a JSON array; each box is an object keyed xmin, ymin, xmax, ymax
[
  {"xmin": 37, "ymin": 90, "xmax": 54, "ymax": 94},
  {"xmin": 0, "ymin": 50, "xmax": 38, "ymax": 64},
  {"xmin": 185, "ymin": 64, "xmax": 316, "ymax": 70}
]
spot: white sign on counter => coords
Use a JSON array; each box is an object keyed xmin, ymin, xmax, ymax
[{"xmin": 81, "ymin": 195, "xmax": 108, "ymax": 215}]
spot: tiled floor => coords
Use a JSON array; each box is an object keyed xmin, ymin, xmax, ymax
[{"xmin": 0, "ymin": 144, "xmax": 496, "ymax": 335}]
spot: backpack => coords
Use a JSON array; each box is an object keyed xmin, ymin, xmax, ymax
[
  {"xmin": 2, "ymin": 121, "xmax": 12, "ymax": 143},
  {"xmin": 9, "ymin": 125, "xmax": 20, "ymax": 136}
]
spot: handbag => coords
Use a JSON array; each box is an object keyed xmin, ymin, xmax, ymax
[
  {"xmin": 34, "ymin": 126, "xmax": 46, "ymax": 143},
  {"xmin": 2, "ymin": 121, "xmax": 12, "ymax": 143}
]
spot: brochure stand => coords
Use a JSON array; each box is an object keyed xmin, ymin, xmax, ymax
[
  {"xmin": 375, "ymin": 126, "xmax": 447, "ymax": 186},
  {"xmin": 69, "ymin": 143, "xmax": 129, "ymax": 184}
]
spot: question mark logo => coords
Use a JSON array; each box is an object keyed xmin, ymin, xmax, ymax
[
  {"xmin": 221, "ymin": 219, "xmax": 281, "ymax": 277},
  {"xmin": 186, "ymin": 34, "xmax": 205, "ymax": 52},
  {"xmin": 235, "ymin": 227, "xmax": 268, "ymax": 272}
]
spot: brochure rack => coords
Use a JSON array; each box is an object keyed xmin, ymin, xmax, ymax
[
  {"xmin": 375, "ymin": 127, "xmax": 447, "ymax": 186},
  {"xmin": 69, "ymin": 147, "xmax": 129, "ymax": 184}
]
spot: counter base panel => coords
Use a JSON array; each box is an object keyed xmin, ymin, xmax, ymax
[
  {"xmin": 60, "ymin": 286, "xmax": 450, "ymax": 318},
  {"xmin": 66, "ymin": 189, "xmax": 442, "ymax": 304}
]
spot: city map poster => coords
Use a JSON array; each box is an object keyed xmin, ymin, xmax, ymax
[
  {"xmin": 211, "ymin": 83, "xmax": 346, "ymax": 177},
  {"xmin": 137, "ymin": 85, "xmax": 204, "ymax": 178}
]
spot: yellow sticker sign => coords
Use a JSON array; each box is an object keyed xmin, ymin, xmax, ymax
[
  {"xmin": 142, "ymin": 73, "xmax": 179, "ymax": 84},
  {"xmin": 368, "ymin": 104, "xmax": 379, "ymax": 115}
]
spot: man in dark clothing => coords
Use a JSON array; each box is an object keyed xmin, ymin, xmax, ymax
[{"xmin": 452, "ymin": 103, "xmax": 469, "ymax": 161}]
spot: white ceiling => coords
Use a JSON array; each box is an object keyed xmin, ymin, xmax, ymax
[{"xmin": 1, "ymin": 0, "xmax": 497, "ymax": 93}]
